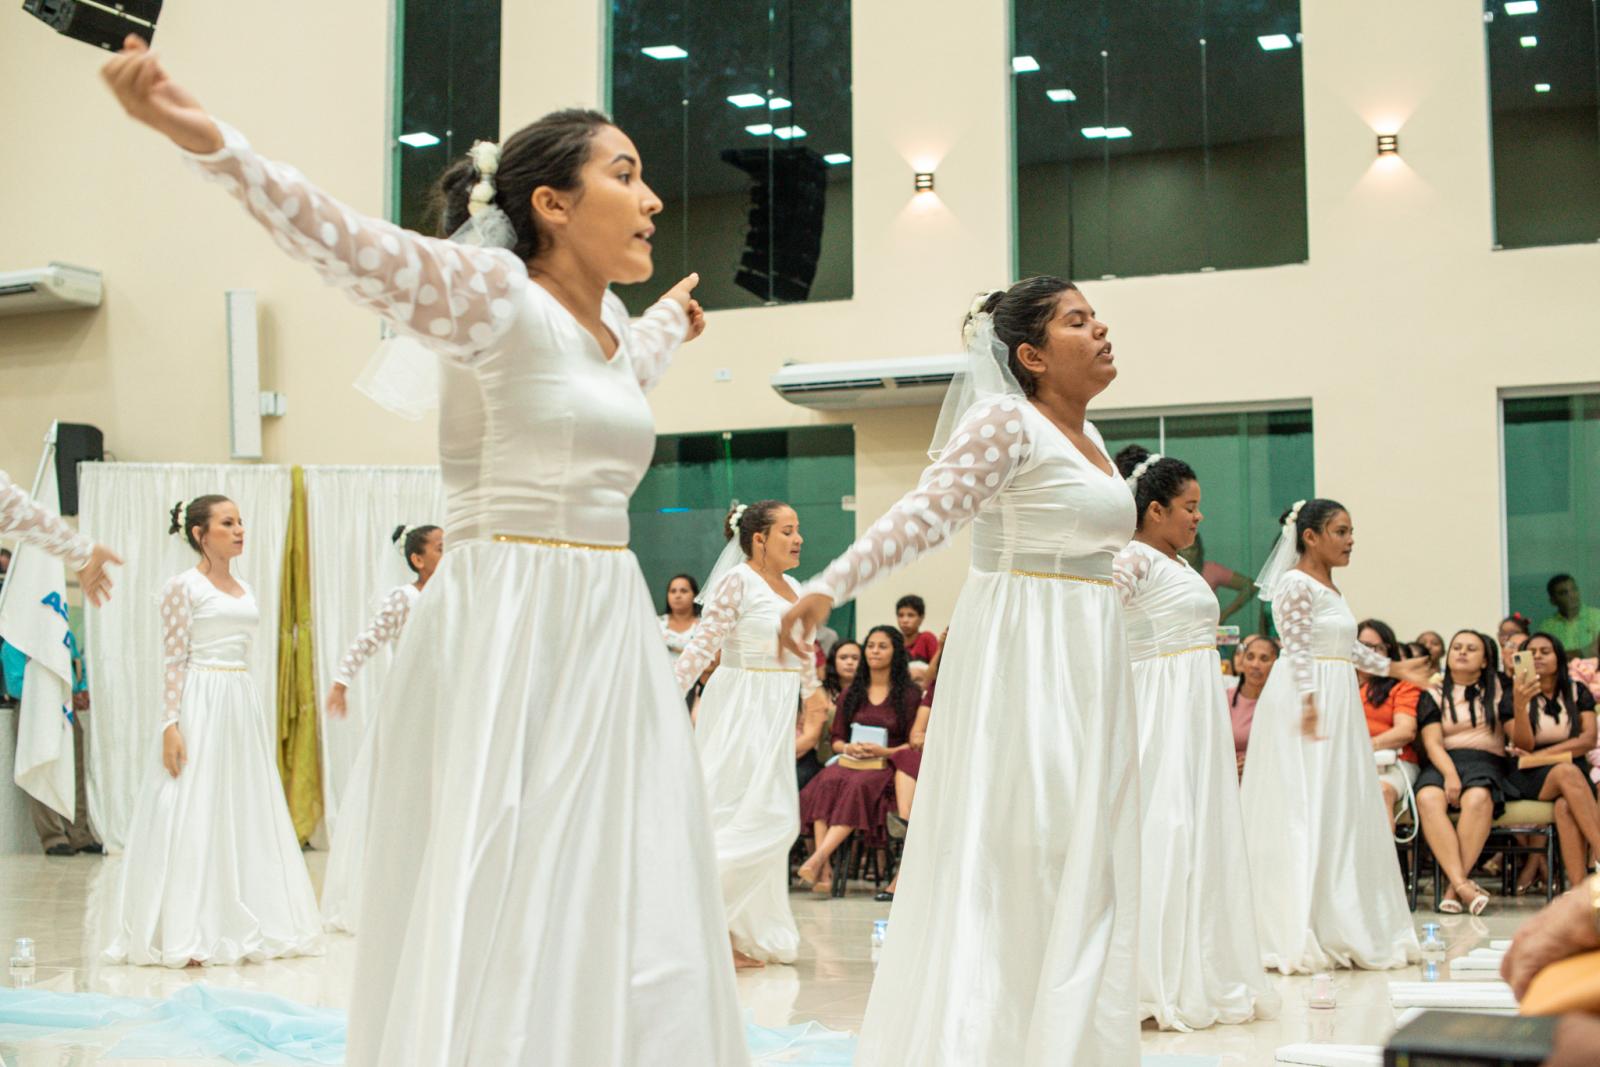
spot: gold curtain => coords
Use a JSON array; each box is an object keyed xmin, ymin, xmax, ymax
[{"xmin": 275, "ymin": 465, "xmax": 322, "ymax": 843}]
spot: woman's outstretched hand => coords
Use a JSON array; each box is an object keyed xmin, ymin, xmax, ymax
[
  {"xmin": 660, "ymin": 274, "xmax": 706, "ymax": 341},
  {"xmin": 779, "ymin": 593, "xmax": 833, "ymax": 662},
  {"xmin": 101, "ymin": 34, "xmax": 222, "ymax": 154}
]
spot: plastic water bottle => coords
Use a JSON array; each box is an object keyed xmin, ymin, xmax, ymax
[
  {"xmin": 1308, "ymin": 972, "xmax": 1336, "ymax": 1010},
  {"xmin": 9, "ymin": 937, "xmax": 35, "ymax": 980},
  {"xmin": 1419, "ymin": 923, "xmax": 1447, "ymax": 967},
  {"xmin": 870, "ymin": 919, "xmax": 887, "ymax": 964},
  {"xmin": 1420, "ymin": 960, "xmax": 1441, "ymax": 983}
]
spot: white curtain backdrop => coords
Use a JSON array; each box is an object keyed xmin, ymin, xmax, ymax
[
  {"xmin": 304, "ymin": 465, "xmax": 442, "ymax": 833},
  {"xmin": 79, "ymin": 463, "xmax": 292, "ymax": 851}
]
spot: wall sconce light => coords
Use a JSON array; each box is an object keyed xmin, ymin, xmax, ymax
[
  {"xmin": 914, "ymin": 171, "xmax": 935, "ymax": 192},
  {"xmin": 1376, "ymin": 133, "xmax": 1399, "ymax": 156}
]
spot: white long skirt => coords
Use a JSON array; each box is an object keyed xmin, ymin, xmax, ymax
[
  {"xmin": 104, "ymin": 667, "xmax": 323, "ymax": 968},
  {"xmin": 855, "ymin": 569, "xmax": 1140, "ymax": 1066},
  {"xmin": 694, "ymin": 666, "xmax": 802, "ymax": 964},
  {"xmin": 1134, "ymin": 650, "xmax": 1279, "ymax": 1030},
  {"xmin": 1239, "ymin": 661, "xmax": 1419, "ymax": 973},
  {"xmin": 346, "ymin": 541, "xmax": 747, "ymax": 1067},
  {"xmin": 319, "ymin": 711, "xmax": 377, "ymax": 933}
]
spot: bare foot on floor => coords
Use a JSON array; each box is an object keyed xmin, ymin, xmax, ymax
[{"xmin": 733, "ymin": 948, "xmax": 766, "ymax": 970}]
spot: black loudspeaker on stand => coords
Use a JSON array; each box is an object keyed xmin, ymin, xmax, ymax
[
  {"xmin": 54, "ymin": 423, "xmax": 104, "ymax": 517},
  {"xmin": 22, "ymin": 0, "xmax": 163, "ymax": 50}
]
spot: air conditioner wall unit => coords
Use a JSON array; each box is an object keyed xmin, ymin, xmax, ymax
[
  {"xmin": 770, "ymin": 353, "xmax": 965, "ymax": 410},
  {"xmin": 0, "ymin": 263, "xmax": 103, "ymax": 317}
]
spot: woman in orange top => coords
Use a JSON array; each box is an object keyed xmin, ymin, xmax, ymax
[{"xmin": 1359, "ymin": 619, "xmax": 1422, "ymax": 834}]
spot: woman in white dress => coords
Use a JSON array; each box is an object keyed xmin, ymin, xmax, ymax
[
  {"xmin": 105, "ymin": 495, "xmax": 323, "ymax": 967},
  {"xmin": 673, "ymin": 501, "xmax": 830, "ymax": 969},
  {"xmin": 1110, "ymin": 445, "xmax": 1278, "ymax": 1031},
  {"xmin": 319, "ymin": 523, "xmax": 441, "ymax": 933},
  {"xmin": 102, "ymin": 39, "xmax": 746, "ymax": 1065},
  {"xmin": 0, "ymin": 468, "xmax": 120, "ymax": 605},
  {"xmin": 1239, "ymin": 498, "xmax": 1432, "ymax": 974},
  {"xmin": 781, "ymin": 277, "xmax": 1141, "ymax": 1065}
]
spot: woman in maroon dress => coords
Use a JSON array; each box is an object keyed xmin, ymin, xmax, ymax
[{"xmin": 798, "ymin": 626, "xmax": 920, "ymax": 893}]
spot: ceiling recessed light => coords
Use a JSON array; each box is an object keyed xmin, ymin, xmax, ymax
[
  {"xmin": 1520, "ymin": 35, "xmax": 1538, "ymax": 47},
  {"xmin": 640, "ymin": 44, "xmax": 688, "ymax": 60},
  {"xmin": 1504, "ymin": 1, "xmax": 1539, "ymax": 15},
  {"xmin": 1257, "ymin": 34, "xmax": 1293, "ymax": 51},
  {"xmin": 768, "ymin": 97, "xmax": 792, "ymax": 110},
  {"xmin": 1081, "ymin": 126, "xmax": 1107, "ymax": 139},
  {"xmin": 1046, "ymin": 88, "xmax": 1077, "ymax": 103},
  {"xmin": 745, "ymin": 123, "xmax": 774, "ymax": 136},
  {"xmin": 823, "ymin": 153, "xmax": 851, "ymax": 165},
  {"xmin": 1104, "ymin": 127, "xmax": 1132, "ymax": 139},
  {"xmin": 1012, "ymin": 55, "xmax": 1040, "ymax": 73},
  {"xmin": 773, "ymin": 126, "xmax": 807, "ymax": 140},
  {"xmin": 1535, "ymin": 82, "xmax": 1552, "ymax": 92},
  {"xmin": 397, "ymin": 131, "xmax": 441, "ymax": 148},
  {"xmin": 726, "ymin": 93, "xmax": 766, "ymax": 108}
]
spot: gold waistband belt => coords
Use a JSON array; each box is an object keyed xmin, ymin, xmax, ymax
[
  {"xmin": 1009, "ymin": 568, "xmax": 1114, "ymax": 587},
  {"xmin": 1152, "ymin": 645, "xmax": 1217, "ymax": 660},
  {"xmin": 191, "ymin": 664, "xmax": 248, "ymax": 673},
  {"xmin": 1316, "ymin": 656, "xmax": 1353, "ymax": 664},
  {"xmin": 492, "ymin": 533, "xmax": 628, "ymax": 552},
  {"xmin": 732, "ymin": 667, "xmax": 801, "ymax": 674}
]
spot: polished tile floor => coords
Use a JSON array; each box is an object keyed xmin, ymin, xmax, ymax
[{"xmin": 0, "ymin": 851, "xmax": 1546, "ymax": 1065}]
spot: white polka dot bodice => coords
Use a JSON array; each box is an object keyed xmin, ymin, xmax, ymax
[
  {"xmin": 1270, "ymin": 569, "xmax": 1391, "ymax": 696},
  {"xmin": 806, "ymin": 397, "xmax": 1136, "ymax": 606},
  {"xmin": 187, "ymin": 121, "xmax": 690, "ymax": 548}
]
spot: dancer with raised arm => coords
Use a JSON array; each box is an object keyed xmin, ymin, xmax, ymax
[
  {"xmin": 781, "ymin": 277, "xmax": 1140, "ymax": 1065},
  {"xmin": 320, "ymin": 523, "xmax": 441, "ymax": 933},
  {"xmin": 0, "ymin": 468, "xmax": 121, "ymax": 605},
  {"xmin": 1239, "ymin": 499, "xmax": 1433, "ymax": 973},
  {"xmin": 673, "ymin": 501, "xmax": 831, "ymax": 969},
  {"xmin": 101, "ymin": 37, "xmax": 745, "ymax": 1064},
  {"xmin": 106, "ymin": 497, "xmax": 322, "ymax": 967},
  {"xmin": 1111, "ymin": 446, "xmax": 1278, "ymax": 1031}
]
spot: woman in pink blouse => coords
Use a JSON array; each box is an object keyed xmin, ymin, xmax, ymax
[{"xmin": 1229, "ymin": 635, "xmax": 1279, "ymax": 777}]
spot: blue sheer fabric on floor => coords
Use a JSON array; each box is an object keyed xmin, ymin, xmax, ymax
[{"xmin": 0, "ymin": 986, "xmax": 859, "ymax": 1064}]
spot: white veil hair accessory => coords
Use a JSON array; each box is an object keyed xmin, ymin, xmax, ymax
[
  {"xmin": 1125, "ymin": 452, "xmax": 1163, "ymax": 491},
  {"xmin": 927, "ymin": 291, "xmax": 1026, "ymax": 459},
  {"xmin": 1254, "ymin": 498, "xmax": 1307, "ymax": 602},
  {"xmin": 696, "ymin": 503, "xmax": 750, "ymax": 605},
  {"xmin": 353, "ymin": 145, "xmax": 519, "ymax": 419}
]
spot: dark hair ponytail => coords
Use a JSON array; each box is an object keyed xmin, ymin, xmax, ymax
[
  {"xmin": 392, "ymin": 524, "xmax": 441, "ymax": 575},
  {"xmin": 429, "ymin": 108, "xmax": 614, "ymax": 263},
  {"xmin": 1115, "ymin": 444, "xmax": 1198, "ymax": 529},
  {"xmin": 959, "ymin": 276, "xmax": 1079, "ymax": 398},
  {"xmin": 1281, "ymin": 498, "xmax": 1348, "ymax": 555},
  {"xmin": 726, "ymin": 499, "xmax": 791, "ymax": 556},
  {"xmin": 169, "ymin": 495, "xmax": 232, "ymax": 554}
]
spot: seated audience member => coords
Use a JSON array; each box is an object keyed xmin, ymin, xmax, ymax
[
  {"xmin": 1415, "ymin": 630, "xmax": 1446, "ymax": 673},
  {"xmin": 895, "ymin": 595, "xmax": 940, "ymax": 664},
  {"xmin": 1499, "ymin": 613, "xmax": 1533, "ymax": 661},
  {"xmin": 1178, "ymin": 532, "xmax": 1258, "ymax": 625},
  {"xmin": 1414, "ymin": 630, "xmax": 1515, "ymax": 915},
  {"xmin": 1360, "ymin": 619, "xmax": 1423, "ymax": 834},
  {"xmin": 1501, "ymin": 876, "xmax": 1600, "ymax": 1066},
  {"xmin": 879, "ymin": 630, "xmax": 948, "ymax": 902},
  {"xmin": 796, "ymin": 692, "xmax": 831, "ymax": 792},
  {"xmin": 816, "ymin": 640, "xmax": 861, "ymax": 763},
  {"xmin": 798, "ymin": 626, "xmax": 919, "ymax": 895},
  {"xmin": 1538, "ymin": 573, "xmax": 1600, "ymax": 658},
  {"xmin": 1506, "ymin": 633, "xmax": 1600, "ymax": 892},
  {"xmin": 1229, "ymin": 635, "xmax": 1279, "ymax": 777}
]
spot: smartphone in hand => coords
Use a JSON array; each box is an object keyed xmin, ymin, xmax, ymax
[{"xmin": 1513, "ymin": 649, "xmax": 1535, "ymax": 686}]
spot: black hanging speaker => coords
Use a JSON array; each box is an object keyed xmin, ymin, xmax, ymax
[
  {"xmin": 720, "ymin": 146, "xmax": 829, "ymax": 304},
  {"xmin": 21, "ymin": 0, "xmax": 162, "ymax": 50},
  {"xmin": 54, "ymin": 423, "xmax": 103, "ymax": 516}
]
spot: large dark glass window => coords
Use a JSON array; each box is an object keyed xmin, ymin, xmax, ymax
[
  {"xmin": 1013, "ymin": 1, "xmax": 1308, "ymax": 280},
  {"xmin": 391, "ymin": 0, "xmax": 502, "ymax": 231},
  {"xmin": 609, "ymin": 0, "xmax": 853, "ymax": 312},
  {"xmin": 1486, "ymin": 1, "xmax": 1600, "ymax": 250}
]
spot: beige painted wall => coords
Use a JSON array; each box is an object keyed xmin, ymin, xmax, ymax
[{"xmin": 4, "ymin": 0, "xmax": 1597, "ymax": 641}]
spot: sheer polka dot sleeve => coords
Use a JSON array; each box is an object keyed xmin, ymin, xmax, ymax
[
  {"xmin": 0, "ymin": 468, "xmax": 93, "ymax": 571},
  {"xmin": 673, "ymin": 570, "xmax": 745, "ymax": 695},
  {"xmin": 334, "ymin": 586, "xmax": 415, "ymax": 688},
  {"xmin": 184, "ymin": 121, "xmax": 526, "ymax": 362},
  {"xmin": 1112, "ymin": 545, "xmax": 1153, "ymax": 609},
  {"xmin": 801, "ymin": 398, "xmax": 1032, "ymax": 607},
  {"xmin": 613, "ymin": 294, "xmax": 689, "ymax": 393},
  {"xmin": 1350, "ymin": 638, "xmax": 1392, "ymax": 678},
  {"xmin": 157, "ymin": 574, "xmax": 193, "ymax": 732},
  {"xmin": 1272, "ymin": 572, "xmax": 1317, "ymax": 698}
]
